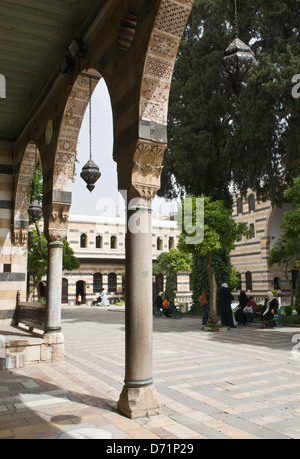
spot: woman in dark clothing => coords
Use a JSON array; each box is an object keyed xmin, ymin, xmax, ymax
[
  {"xmin": 235, "ymin": 291, "xmax": 249, "ymax": 325},
  {"xmin": 261, "ymin": 291, "xmax": 279, "ymax": 328},
  {"xmin": 219, "ymin": 283, "xmax": 235, "ymax": 328}
]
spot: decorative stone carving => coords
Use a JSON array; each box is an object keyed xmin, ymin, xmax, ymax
[
  {"xmin": 129, "ymin": 141, "xmax": 166, "ymax": 203},
  {"xmin": 13, "ymin": 228, "xmax": 28, "ymax": 246},
  {"xmin": 48, "ymin": 203, "xmax": 70, "ymax": 242}
]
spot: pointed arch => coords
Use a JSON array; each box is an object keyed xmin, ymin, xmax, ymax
[
  {"xmin": 52, "ymin": 69, "xmax": 102, "ymax": 204},
  {"xmin": 13, "ymin": 142, "xmax": 42, "ymax": 244},
  {"xmin": 139, "ymin": 0, "xmax": 196, "ymax": 142}
]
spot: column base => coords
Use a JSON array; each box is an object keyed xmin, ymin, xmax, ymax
[
  {"xmin": 117, "ymin": 384, "xmax": 161, "ymax": 419},
  {"xmin": 41, "ymin": 332, "xmax": 64, "ymax": 362}
]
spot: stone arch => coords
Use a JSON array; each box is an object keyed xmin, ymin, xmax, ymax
[
  {"xmin": 139, "ymin": 0, "xmax": 195, "ymax": 142},
  {"xmin": 121, "ymin": 0, "xmax": 196, "ymax": 203},
  {"xmin": 53, "ymin": 68, "xmax": 102, "ymax": 203},
  {"xmin": 13, "ymin": 141, "xmax": 42, "ymax": 246},
  {"xmin": 46, "ymin": 68, "xmax": 103, "ymax": 243}
]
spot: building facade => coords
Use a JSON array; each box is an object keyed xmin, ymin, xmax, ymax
[
  {"xmin": 230, "ymin": 192, "xmax": 293, "ymax": 303},
  {"xmin": 63, "ymin": 213, "xmax": 192, "ymax": 308}
]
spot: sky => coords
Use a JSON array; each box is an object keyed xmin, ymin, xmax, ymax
[{"xmin": 70, "ymin": 79, "xmax": 179, "ymax": 218}]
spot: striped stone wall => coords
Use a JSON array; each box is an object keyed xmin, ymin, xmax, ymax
[
  {"xmin": 230, "ymin": 192, "xmax": 292, "ymax": 301},
  {"xmin": 0, "ymin": 141, "xmax": 27, "ymax": 324}
]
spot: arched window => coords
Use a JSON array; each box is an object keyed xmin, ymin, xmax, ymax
[
  {"xmin": 169, "ymin": 237, "xmax": 175, "ymax": 249},
  {"xmin": 80, "ymin": 233, "xmax": 87, "ymax": 248},
  {"xmin": 237, "ymin": 198, "xmax": 243, "ymax": 215},
  {"xmin": 108, "ymin": 273, "xmax": 117, "ymax": 292},
  {"xmin": 62, "ymin": 278, "xmax": 68, "ymax": 304},
  {"xmin": 248, "ymin": 194, "xmax": 255, "ymax": 212},
  {"xmin": 157, "ymin": 237, "xmax": 163, "ymax": 251},
  {"xmin": 110, "ymin": 235, "xmax": 117, "ymax": 249},
  {"xmin": 96, "ymin": 235, "xmax": 103, "ymax": 249},
  {"xmin": 246, "ymin": 271, "xmax": 252, "ymax": 291},
  {"xmin": 93, "ymin": 273, "xmax": 102, "ymax": 293}
]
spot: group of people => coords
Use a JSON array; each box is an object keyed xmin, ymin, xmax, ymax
[
  {"xmin": 154, "ymin": 292, "xmax": 176, "ymax": 317},
  {"xmin": 234, "ymin": 291, "xmax": 258, "ymax": 325},
  {"xmin": 199, "ymin": 283, "xmax": 280, "ymax": 329}
]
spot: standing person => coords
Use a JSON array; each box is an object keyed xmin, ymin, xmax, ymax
[
  {"xmin": 154, "ymin": 292, "xmax": 163, "ymax": 315},
  {"xmin": 219, "ymin": 283, "xmax": 235, "ymax": 328},
  {"xmin": 238, "ymin": 291, "xmax": 249, "ymax": 325},
  {"xmin": 199, "ymin": 289, "xmax": 209, "ymax": 325},
  {"xmin": 100, "ymin": 288, "xmax": 109, "ymax": 307},
  {"xmin": 77, "ymin": 293, "xmax": 82, "ymax": 305}
]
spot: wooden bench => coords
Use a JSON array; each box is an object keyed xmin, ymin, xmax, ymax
[
  {"xmin": 153, "ymin": 305, "xmax": 183, "ymax": 319},
  {"xmin": 17, "ymin": 293, "xmax": 45, "ymax": 332}
]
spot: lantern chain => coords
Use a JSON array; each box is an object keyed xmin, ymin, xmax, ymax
[
  {"xmin": 89, "ymin": 76, "xmax": 92, "ymax": 160},
  {"xmin": 234, "ymin": 0, "xmax": 239, "ymax": 38}
]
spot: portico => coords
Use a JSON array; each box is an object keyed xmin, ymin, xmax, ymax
[{"xmin": 0, "ymin": 0, "xmax": 196, "ymax": 418}]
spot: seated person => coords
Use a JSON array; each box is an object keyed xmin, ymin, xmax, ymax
[
  {"xmin": 261, "ymin": 291, "xmax": 279, "ymax": 328},
  {"xmin": 163, "ymin": 296, "xmax": 174, "ymax": 317},
  {"xmin": 243, "ymin": 296, "xmax": 258, "ymax": 324},
  {"xmin": 244, "ymin": 296, "xmax": 258, "ymax": 324}
]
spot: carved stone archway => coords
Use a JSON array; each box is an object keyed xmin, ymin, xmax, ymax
[{"xmin": 13, "ymin": 142, "xmax": 41, "ymax": 247}]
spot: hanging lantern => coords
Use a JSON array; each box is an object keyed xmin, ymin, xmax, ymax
[
  {"xmin": 222, "ymin": 0, "xmax": 258, "ymax": 98},
  {"xmin": 80, "ymin": 158, "xmax": 101, "ymax": 192},
  {"xmin": 80, "ymin": 76, "xmax": 101, "ymax": 192},
  {"xmin": 28, "ymin": 198, "xmax": 43, "ymax": 223},
  {"xmin": 222, "ymin": 38, "xmax": 258, "ymax": 97}
]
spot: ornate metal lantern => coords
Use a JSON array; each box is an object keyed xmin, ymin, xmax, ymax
[
  {"xmin": 28, "ymin": 198, "xmax": 43, "ymax": 223},
  {"xmin": 222, "ymin": 0, "xmax": 258, "ymax": 98},
  {"xmin": 80, "ymin": 158, "xmax": 101, "ymax": 192},
  {"xmin": 222, "ymin": 38, "xmax": 258, "ymax": 98},
  {"xmin": 80, "ymin": 76, "xmax": 101, "ymax": 192}
]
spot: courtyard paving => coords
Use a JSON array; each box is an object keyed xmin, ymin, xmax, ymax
[{"xmin": 1, "ymin": 305, "xmax": 300, "ymax": 440}]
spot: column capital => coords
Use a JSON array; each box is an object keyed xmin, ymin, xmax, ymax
[
  {"xmin": 46, "ymin": 203, "xmax": 70, "ymax": 243},
  {"xmin": 119, "ymin": 139, "xmax": 167, "ymax": 204}
]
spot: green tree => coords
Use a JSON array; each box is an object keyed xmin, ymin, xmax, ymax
[
  {"xmin": 27, "ymin": 230, "xmax": 80, "ymax": 301},
  {"xmin": 153, "ymin": 249, "xmax": 192, "ymax": 302},
  {"xmin": 268, "ymin": 174, "xmax": 300, "ymax": 304},
  {"xmin": 191, "ymin": 250, "xmax": 239, "ymax": 315},
  {"xmin": 28, "ymin": 161, "xmax": 79, "ymax": 301},
  {"xmin": 177, "ymin": 196, "xmax": 251, "ymax": 323},
  {"xmin": 159, "ymin": 0, "xmax": 300, "ymax": 206}
]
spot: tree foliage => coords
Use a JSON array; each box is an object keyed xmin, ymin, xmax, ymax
[
  {"xmin": 177, "ymin": 195, "xmax": 251, "ymax": 322},
  {"xmin": 153, "ymin": 249, "xmax": 193, "ymax": 302},
  {"xmin": 28, "ymin": 162, "xmax": 80, "ymax": 300},
  {"xmin": 159, "ymin": 0, "xmax": 300, "ymax": 206},
  {"xmin": 153, "ymin": 248, "xmax": 192, "ymax": 275},
  {"xmin": 27, "ymin": 229, "xmax": 80, "ymax": 300},
  {"xmin": 268, "ymin": 173, "xmax": 300, "ymax": 303}
]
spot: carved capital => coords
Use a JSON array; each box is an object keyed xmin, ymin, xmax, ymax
[
  {"xmin": 129, "ymin": 140, "xmax": 166, "ymax": 203},
  {"xmin": 13, "ymin": 228, "xmax": 28, "ymax": 246},
  {"xmin": 47, "ymin": 203, "xmax": 70, "ymax": 242}
]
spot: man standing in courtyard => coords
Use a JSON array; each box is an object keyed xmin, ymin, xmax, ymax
[
  {"xmin": 219, "ymin": 283, "xmax": 235, "ymax": 328},
  {"xmin": 199, "ymin": 289, "xmax": 209, "ymax": 325}
]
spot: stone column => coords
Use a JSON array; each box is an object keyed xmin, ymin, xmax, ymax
[
  {"xmin": 117, "ymin": 141, "xmax": 166, "ymax": 418},
  {"xmin": 43, "ymin": 203, "xmax": 69, "ymax": 362}
]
